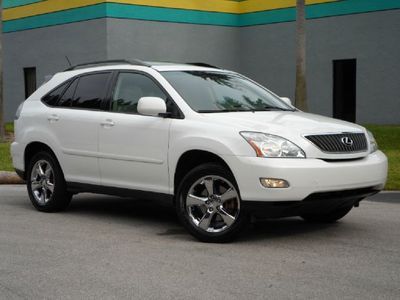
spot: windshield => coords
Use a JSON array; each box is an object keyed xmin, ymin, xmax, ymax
[{"xmin": 161, "ymin": 71, "xmax": 294, "ymax": 113}]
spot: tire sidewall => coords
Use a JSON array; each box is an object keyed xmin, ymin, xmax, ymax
[
  {"xmin": 27, "ymin": 151, "xmax": 70, "ymax": 212},
  {"xmin": 176, "ymin": 163, "xmax": 247, "ymax": 242}
]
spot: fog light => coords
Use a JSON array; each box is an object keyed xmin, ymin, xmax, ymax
[{"xmin": 260, "ymin": 178, "xmax": 289, "ymax": 188}]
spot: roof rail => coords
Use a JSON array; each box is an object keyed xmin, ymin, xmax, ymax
[
  {"xmin": 187, "ymin": 62, "xmax": 220, "ymax": 69},
  {"xmin": 64, "ymin": 59, "xmax": 151, "ymax": 71}
]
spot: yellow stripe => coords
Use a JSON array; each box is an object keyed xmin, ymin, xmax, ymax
[
  {"xmin": 4, "ymin": 0, "xmax": 105, "ymax": 21},
  {"xmin": 3, "ymin": 0, "xmax": 339, "ymax": 21},
  {"xmin": 239, "ymin": 0, "xmax": 338, "ymax": 13},
  {"xmin": 114, "ymin": 0, "xmax": 238, "ymax": 13}
]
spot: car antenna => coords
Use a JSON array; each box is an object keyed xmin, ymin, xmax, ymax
[{"xmin": 65, "ymin": 56, "xmax": 72, "ymax": 68}]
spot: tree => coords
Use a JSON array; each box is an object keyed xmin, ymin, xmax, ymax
[
  {"xmin": 295, "ymin": 0, "xmax": 308, "ymax": 111},
  {"xmin": 0, "ymin": 0, "xmax": 5, "ymax": 141}
]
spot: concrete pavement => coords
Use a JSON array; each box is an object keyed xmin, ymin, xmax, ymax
[{"xmin": 0, "ymin": 185, "xmax": 399, "ymax": 299}]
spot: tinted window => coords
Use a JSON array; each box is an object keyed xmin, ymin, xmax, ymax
[
  {"xmin": 162, "ymin": 71, "xmax": 293, "ymax": 113},
  {"xmin": 58, "ymin": 79, "xmax": 78, "ymax": 108},
  {"xmin": 42, "ymin": 82, "xmax": 69, "ymax": 106},
  {"xmin": 111, "ymin": 73, "xmax": 167, "ymax": 114},
  {"xmin": 72, "ymin": 73, "xmax": 110, "ymax": 109}
]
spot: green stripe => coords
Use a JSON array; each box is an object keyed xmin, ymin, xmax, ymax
[
  {"xmin": 3, "ymin": 0, "xmax": 43, "ymax": 9},
  {"xmin": 239, "ymin": 0, "xmax": 400, "ymax": 26},
  {"xmin": 239, "ymin": 7, "xmax": 296, "ymax": 26},
  {"xmin": 307, "ymin": 0, "xmax": 400, "ymax": 19},
  {"xmin": 106, "ymin": 3, "xmax": 238, "ymax": 26},
  {"xmin": 3, "ymin": 4, "xmax": 107, "ymax": 32},
  {"xmin": 3, "ymin": 0, "xmax": 400, "ymax": 32}
]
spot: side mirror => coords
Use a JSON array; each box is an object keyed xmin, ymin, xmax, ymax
[
  {"xmin": 137, "ymin": 97, "xmax": 167, "ymax": 117},
  {"xmin": 280, "ymin": 97, "xmax": 292, "ymax": 106}
]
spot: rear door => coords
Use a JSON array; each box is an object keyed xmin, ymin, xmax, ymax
[{"xmin": 45, "ymin": 72, "xmax": 112, "ymax": 185}]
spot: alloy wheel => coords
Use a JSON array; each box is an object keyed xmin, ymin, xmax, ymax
[
  {"xmin": 185, "ymin": 175, "xmax": 240, "ymax": 233},
  {"xmin": 30, "ymin": 160, "xmax": 55, "ymax": 205}
]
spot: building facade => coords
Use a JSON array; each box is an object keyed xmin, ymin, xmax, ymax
[{"xmin": 3, "ymin": 0, "xmax": 400, "ymax": 123}]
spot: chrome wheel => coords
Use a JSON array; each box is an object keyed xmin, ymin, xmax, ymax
[
  {"xmin": 186, "ymin": 175, "xmax": 240, "ymax": 233},
  {"xmin": 30, "ymin": 160, "xmax": 55, "ymax": 205}
]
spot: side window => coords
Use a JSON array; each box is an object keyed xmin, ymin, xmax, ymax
[
  {"xmin": 71, "ymin": 73, "xmax": 110, "ymax": 110},
  {"xmin": 42, "ymin": 82, "xmax": 69, "ymax": 106},
  {"xmin": 111, "ymin": 73, "xmax": 167, "ymax": 114},
  {"xmin": 58, "ymin": 79, "xmax": 78, "ymax": 108}
]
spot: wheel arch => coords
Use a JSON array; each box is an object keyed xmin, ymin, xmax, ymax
[
  {"xmin": 23, "ymin": 142, "xmax": 61, "ymax": 180},
  {"xmin": 173, "ymin": 149, "xmax": 235, "ymax": 195}
]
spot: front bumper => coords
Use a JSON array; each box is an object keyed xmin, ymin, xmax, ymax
[
  {"xmin": 222, "ymin": 150, "xmax": 388, "ymax": 202},
  {"xmin": 242, "ymin": 186, "xmax": 379, "ymax": 218}
]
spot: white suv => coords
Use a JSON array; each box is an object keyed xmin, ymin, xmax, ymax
[{"xmin": 11, "ymin": 60, "xmax": 388, "ymax": 242}]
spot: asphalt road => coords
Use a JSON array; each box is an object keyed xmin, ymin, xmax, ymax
[{"xmin": 0, "ymin": 185, "xmax": 399, "ymax": 299}]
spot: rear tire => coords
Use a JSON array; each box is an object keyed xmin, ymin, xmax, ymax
[
  {"xmin": 27, "ymin": 151, "xmax": 72, "ymax": 212},
  {"xmin": 176, "ymin": 163, "xmax": 247, "ymax": 243},
  {"xmin": 301, "ymin": 206, "xmax": 353, "ymax": 223}
]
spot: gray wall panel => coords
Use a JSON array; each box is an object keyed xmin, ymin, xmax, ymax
[
  {"xmin": 240, "ymin": 10, "xmax": 400, "ymax": 124},
  {"xmin": 3, "ymin": 10, "xmax": 399, "ymax": 124},
  {"xmin": 106, "ymin": 18, "xmax": 240, "ymax": 72},
  {"xmin": 3, "ymin": 19, "xmax": 108, "ymax": 121}
]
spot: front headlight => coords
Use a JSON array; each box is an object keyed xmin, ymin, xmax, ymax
[
  {"xmin": 367, "ymin": 130, "xmax": 378, "ymax": 153},
  {"xmin": 240, "ymin": 132, "xmax": 306, "ymax": 158}
]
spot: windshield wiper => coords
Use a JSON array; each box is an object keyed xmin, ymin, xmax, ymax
[
  {"xmin": 197, "ymin": 105, "xmax": 295, "ymax": 113},
  {"xmin": 198, "ymin": 109, "xmax": 248, "ymax": 113},
  {"xmin": 261, "ymin": 106, "xmax": 296, "ymax": 111}
]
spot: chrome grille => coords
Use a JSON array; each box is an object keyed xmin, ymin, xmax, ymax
[{"xmin": 305, "ymin": 133, "xmax": 367, "ymax": 153}]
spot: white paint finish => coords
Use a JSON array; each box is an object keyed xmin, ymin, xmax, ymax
[
  {"xmin": 45, "ymin": 107, "xmax": 103, "ymax": 185},
  {"xmin": 222, "ymin": 151, "xmax": 387, "ymax": 202},
  {"xmin": 137, "ymin": 97, "xmax": 167, "ymax": 116},
  {"xmin": 13, "ymin": 64, "xmax": 388, "ymax": 201},
  {"xmin": 98, "ymin": 112, "xmax": 171, "ymax": 193}
]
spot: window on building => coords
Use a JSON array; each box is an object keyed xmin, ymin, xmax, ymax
[
  {"xmin": 111, "ymin": 73, "xmax": 167, "ymax": 114},
  {"xmin": 71, "ymin": 73, "xmax": 110, "ymax": 110},
  {"xmin": 24, "ymin": 67, "xmax": 37, "ymax": 99}
]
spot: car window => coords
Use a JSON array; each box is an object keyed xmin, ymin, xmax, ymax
[
  {"xmin": 42, "ymin": 82, "xmax": 69, "ymax": 106},
  {"xmin": 71, "ymin": 73, "xmax": 110, "ymax": 110},
  {"xmin": 111, "ymin": 73, "xmax": 167, "ymax": 114},
  {"xmin": 57, "ymin": 79, "xmax": 78, "ymax": 108},
  {"xmin": 162, "ymin": 71, "xmax": 293, "ymax": 113}
]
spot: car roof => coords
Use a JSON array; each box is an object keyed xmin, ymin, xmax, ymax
[{"xmin": 62, "ymin": 59, "xmax": 225, "ymax": 73}]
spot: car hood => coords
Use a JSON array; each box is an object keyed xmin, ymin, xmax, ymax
[{"xmin": 198, "ymin": 111, "xmax": 365, "ymax": 136}]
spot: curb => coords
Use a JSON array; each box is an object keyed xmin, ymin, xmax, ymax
[{"xmin": 0, "ymin": 171, "xmax": 25, "ymax": 185}]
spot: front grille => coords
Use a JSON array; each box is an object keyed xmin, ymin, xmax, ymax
[{"xmin": 305, "ymin": 133, "xmax": 367, "ymax": 153}]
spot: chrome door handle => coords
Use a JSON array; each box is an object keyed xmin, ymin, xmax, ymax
[
  {"xmin": 100, "ymin": 119, "xmax": 115, "ymax": 127},
  {"xmin": 47, "ymin": 114, "xmax": 59, "ymax": 122}
]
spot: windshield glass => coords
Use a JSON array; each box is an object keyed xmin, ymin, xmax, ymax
[{"xmin": 161, "ymin": 71, "xmax": 294, "ymax": 113}]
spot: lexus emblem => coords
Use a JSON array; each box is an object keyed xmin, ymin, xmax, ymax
[{"xmin": 341, "ymin": 136, "xmax": 353, "ymax": 146}]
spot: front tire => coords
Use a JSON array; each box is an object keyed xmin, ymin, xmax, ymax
[
  {"xmin": 301, "ymin": 206, "xmax": 353, "ymax": 223},
  {"xmin": 176, "ymin": 163, "xmax": 247, "ymax": 242},
  {"xmin": 27, "ymin": 151, "xmax": 72, "ymax": 212}
]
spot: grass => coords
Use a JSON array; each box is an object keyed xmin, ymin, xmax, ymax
[
  {"xmin": 0, "ymin": 122, "xmax": 14, "ymax": 171},
  {"xmin": 0, "ymin": 142, "xmax": 13, "ymax": 171},
  {"xmin": 0, "ymin": 123, "xmax": 399, "ymax": 189},
  {"xmin": 5, "ymin": 122, "xmax": 14, "ymax": 134}
]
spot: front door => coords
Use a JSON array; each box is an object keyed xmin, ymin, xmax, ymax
[{"xmin": 98, "ymin": 72, "xmax": 171, "ymax": 194}]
